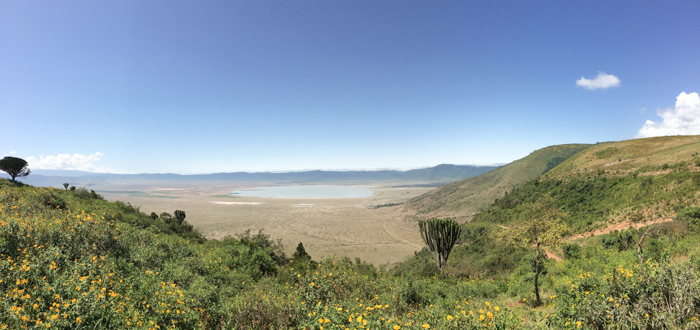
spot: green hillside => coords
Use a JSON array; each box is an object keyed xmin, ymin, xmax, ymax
[
  {"xmin": 405, "ymin": 144, "xmax": 591, "ymax": 221},
  {"xmin": 546, "ymin": 135, "xmax": 700, "ymax": 179},
  {"xmin": 410, "ymin": 136, "xmax": 700, "ymax": 278},
  {"xmin": 393, "ymin": 136, "xmax": 700, "ymax": 328},
  {"xmin": 1, "ymin": 179, "xmax": 528, "ymax": 329},
  {"xmin": 3, "ymin": 136, "xmax": 700, "ymax": 329},
  {"xmin": 475, "ymin": 135, "xmax": 700, "ymax": 233}
]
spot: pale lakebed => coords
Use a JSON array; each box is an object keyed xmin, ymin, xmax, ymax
[
  {"xmin": 230, "ymin": 185, "xmax": 375, "ymax": 199},
  {"xmin": 99, "ymin": 184, "xmax": 435, "ymax": 265}
]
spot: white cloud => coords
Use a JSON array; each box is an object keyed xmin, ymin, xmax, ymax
[
  {"xmin": 636, "ymin": 92, "xmax": 700, "ymax": 138},
  {"xmin": 576, "ymin": 72, "xmax": 621, "ymax": 90},
  {"xmin": 26, "ymin": 152, "xmax": 125, "ymax": 173},
  {"xmin": 9, "ymin": 151, "xmax": 17, "ymax": 155}
]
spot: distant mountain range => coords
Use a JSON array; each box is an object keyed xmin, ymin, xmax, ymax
[{"xmin": 18, "ymin": 164, "xmax": 500, "ymax": 188}]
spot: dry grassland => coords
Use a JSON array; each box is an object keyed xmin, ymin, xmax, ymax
[{"xmin": 98, "ymin": 183, "xmax": 433, "ymax": 266}]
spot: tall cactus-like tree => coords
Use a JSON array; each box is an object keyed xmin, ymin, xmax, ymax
[{"xmin": 418, "ymin": 218, "xmax": 462, "ymax": 272}]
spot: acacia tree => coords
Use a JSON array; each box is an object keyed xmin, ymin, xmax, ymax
[
  {"xmin": 418, "ymin": 218, "xmax": 462, "ymax": 273},
  {"xmin": 0, "ymin": 156, "xmax": 31, "ymax": 181},
  {"xmin": 497, "ymin": 202, "xmax": 567, "ymax": 305}
]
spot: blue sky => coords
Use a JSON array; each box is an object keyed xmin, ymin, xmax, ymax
[{"xmin": 2, "ymin": 1, "xmax": 699, "ymax": 174}]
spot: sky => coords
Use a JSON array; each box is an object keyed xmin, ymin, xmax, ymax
[{"xmin": 2, "ymin": 1, "xmax": 699, "ymax": 174}]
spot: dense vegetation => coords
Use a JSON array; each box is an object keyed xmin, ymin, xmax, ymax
[{"xmin": 2, "ymin": 136, "xmax": 700, "ymax": 329}]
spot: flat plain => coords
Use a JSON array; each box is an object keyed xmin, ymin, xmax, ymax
[{"xmin": 97, "ymin": 182, "xmax": 433, "ymax": 266}]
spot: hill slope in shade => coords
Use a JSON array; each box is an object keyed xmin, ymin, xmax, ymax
[{"xmin": 404, "ymin": 144, "xmax": 592, "ymax": 221}]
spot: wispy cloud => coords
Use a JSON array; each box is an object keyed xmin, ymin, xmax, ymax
[
  {"xmin": 26, "ymin": 152, "xmax": 125, "ymax": 173},
  {"xmin": 636, "ymin": 92, "xmax": 700, "ymax": 138},
  {"xmin": 576, "ymin": 72, "xmax": 621, "ymax": 90},
  {"xmin": 9, "ymin": 151, "xmax": 17, "ymax": 155}
]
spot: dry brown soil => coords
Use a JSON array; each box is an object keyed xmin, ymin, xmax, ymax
[
  {"xmin": 98, "ymin": 183, "xmax": 434, "ymax": 266},
  {"xmin": 96, "ymin": 181, "xmax": 674, "ymax": 266}
]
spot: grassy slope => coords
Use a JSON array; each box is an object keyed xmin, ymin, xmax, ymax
[
  {"xmin": 545, "ymin": 135, "xmax": 700, "ymax": 179},
  {"xmin": 445, "ymin": 135, "xmax": 700, "ymax": 277},
  {"xmin": 3, "ymin": 136, "xmax": 700, "ymax": 329},
  {"xmin": 405, "ymin": 144, "xmax": 591, "ymax": 221},
  {"xmin": 473, "ymin": 136, "xmax": 700, "ymax": 232},
  {"xmin": 393, "ymin": 136, "xmax": 700, "ymax": 328},
  {"xmin": 399, "ymin": 136, "xmax": 700, "ymax": 276},
  {"xmin": 0, "ymin": 180, "xmax": 526, "ymax": 329}
]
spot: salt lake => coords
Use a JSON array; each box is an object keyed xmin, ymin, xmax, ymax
[{"xmin": 230, "ymin": 185, "xmax": 374, "ymax": 199}]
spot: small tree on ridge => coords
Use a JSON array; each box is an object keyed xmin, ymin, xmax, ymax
[{"xmin": 0, "ymin": 156, "xmax": 31, "ymax": 181}]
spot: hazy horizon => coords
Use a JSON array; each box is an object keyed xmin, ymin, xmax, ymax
[
  {"xmin": 25, "ymin": 162, "xmax": 503, "ymax": 176},
  {"xmin": 3, "ymin": 1, "xmax": 699, "ymax": 174}
]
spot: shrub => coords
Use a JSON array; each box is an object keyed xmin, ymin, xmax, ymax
[
  {"xmin": 398, "ymin": 278, "xmax": 426, "ymax": 306},
  {"xmin": 677, "ymin": 207, "xmax": 700, "ymax": 231},
  {"xmin": 550, "ymin": 261, "xmax": 700, "ymax": 329},
  {"xmin": 236, "ymin": 229, "xmax": 287, "ymax": 265},
  {"xmin": 563, "ymin": 243, "xmax": 581, "ymax": 260},
  {"xmin": 73, "ymin": 186, "xmax": 91, "ymax": 199}
]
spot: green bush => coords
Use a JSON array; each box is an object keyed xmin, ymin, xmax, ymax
[
  {"xmin": 563, "ymin": 243, "xmax": 582, "ymax": 259},
  {"xmin": 677, "ymin": 206, "xmax": 700, "ymax": 231},
  {"xmin": 549, "ymin": 261, "xmax": 700, "ymax": 329}
]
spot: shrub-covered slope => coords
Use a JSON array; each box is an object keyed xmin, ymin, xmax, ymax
[
  {"xmin": 1, "ymin": 180, "xmax": 527, "ymax": 329},
  {"xmin": 0, "ymin": 181, "xmax": 282, "ymax": 328},
  {"xmin": 421, "ymin": 136, "xmax": 700, "ymax": 280},
  {"xmin": 392, "ymin": 136, "xmax": 700, "ymax": 329},
  {"xmin": 3, "ymin": 136, "xmax": 700, "ymax": 329},
  {"xmin": 475, "ymin": 136, "xmax": 700, "ymax": 233},
  {"xmin": 405, "ymin": 144, "xmax": 591, "ymax": 221}
]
